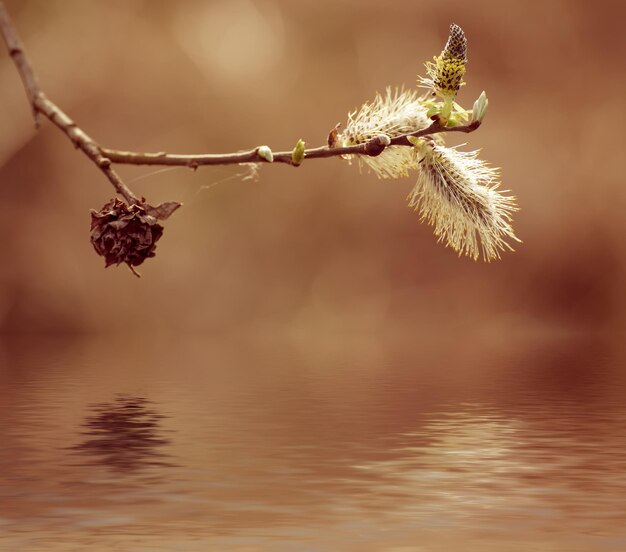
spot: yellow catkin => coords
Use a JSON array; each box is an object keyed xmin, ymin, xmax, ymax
[{"xmin": 420, "ymin": 24, "xmax": 467, "ymax": 102}]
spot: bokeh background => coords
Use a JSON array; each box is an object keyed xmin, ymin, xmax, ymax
[
  {"xmin": 2, "ymin": 3, "xmax": 626, "ymax": 550},
  {"xmin": 0, "ymin": 0, "xmax": 625, "ymax": 344}
]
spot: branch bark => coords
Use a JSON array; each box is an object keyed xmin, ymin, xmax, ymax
[
  {"xmin": 0, "ymin": 1, "xmax": 479, "ymax": 200},
  {"xmin": 101, "ymin": 119, "xmax": 480, "ymax": 169},
  {"xmin": 0, "ymin": 2, "xmax": 138, "ymax": 204}
]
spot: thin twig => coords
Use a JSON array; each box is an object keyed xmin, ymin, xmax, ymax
[
  {"xmin": 0, "ymin": 1, "xmax": 138, "ymax": 204},
  {"xmin": 101, "ymin": 120, "xmax": 480, "ymax": 169},
  {"xmin": 0, "ymin": 1, "xmax": 39, "ymax": 125},
  {"xmin": 32, "ymin": 93, "xmax": 139, "ymax": 204}
]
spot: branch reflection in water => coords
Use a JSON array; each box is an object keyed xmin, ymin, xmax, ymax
[{"xmin": 70, "ymin": 395, "xmax": 174, "ymax": 472}]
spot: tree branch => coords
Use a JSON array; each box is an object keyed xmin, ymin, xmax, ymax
[
  {"xmin": 101, "ymin": 119, "xmax": 480, "ymax": 169},
  {"xmin": 32, "ymin": 94, "xmax": 140, "ymax": 204},
  {"xmin": 0, "ymin": 1, "xmax": 39, "ymax": 125},
  {"xmin": 1, "ymin": 0, "xmax": 479, "ymax": 197},
  {"xmin": 0, "ymin": 1, "xmax": 138, "ymax": 204}
]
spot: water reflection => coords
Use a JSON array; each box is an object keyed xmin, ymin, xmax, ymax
[
  {"xmin": 0, "ymin": 335, "xmax": 625, "ymax": 551},
  {"xmin": 70, "ymin": 395, "xmax": 173, "ymax": 472}
]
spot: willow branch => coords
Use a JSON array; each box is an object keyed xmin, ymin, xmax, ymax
[
  {"xmin": 0, "ymin": 2, "xmax": 40, "ymax": 125},
  {"xmin": 0, "ymin": 2, "xmax": 138, "ymax": 204},
  {"xmin": 101, "ymin": 119, "xmax": 480, "ymax": 169},
  {"xmin": 1, "ymin": 0, "xmax": 479, "ymax": 196}
]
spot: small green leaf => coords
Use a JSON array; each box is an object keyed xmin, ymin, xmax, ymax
[
  {"xmin": 426, "ymin": 105, "xmax": 440, "ymax": 118},
  {"xmin": 407, "ymin": 136, "xmax": 426, "ymax": 148},
  {"xmin": 471, "ymin": 91, "xmax": 489, "ymax": 123},
  {"xmin": 291, "ymin": 139, "xmax": 305, "ymax": 166}
]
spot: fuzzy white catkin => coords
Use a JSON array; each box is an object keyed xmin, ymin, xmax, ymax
[
  {"xmin": 337, "ymin": 91, "xmax": 519, "ymax": 260},
  {"xmin": 408, "ymin": 140, "xmax": 519, "ymax": 261},
  {"xmin": 338, "ymin": 88, "xmax": 436, "ymax": 179}
]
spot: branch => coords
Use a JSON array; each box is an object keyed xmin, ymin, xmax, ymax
[
  {"xmin": 1, "ymin": 9, "xmax": 511, "ymax": 269},
  {"xmin": 101, "ymin": 119, "xmax": 480, "ymax": 169},
  {"xmin": 0, "ymin": 2, "xmax": 138, "ymax": 204},
  {"xmin": 0, "ymin": 2, "xmax": 39, "ymax": 124},
  {"xmin": 1, "ymin": 1, "xmax": 479, "ymax": 188}
]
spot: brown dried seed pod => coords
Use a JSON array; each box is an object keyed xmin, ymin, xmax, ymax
[{"xmin": 90, "ymin": 198, "xmax": 164, "ymax": 269}]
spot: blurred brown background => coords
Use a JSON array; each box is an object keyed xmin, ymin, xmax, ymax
[{"xmin": 0, "ymin": 0, "xmax": 624, "ymax": 342}]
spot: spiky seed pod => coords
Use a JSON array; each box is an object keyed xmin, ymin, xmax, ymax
[
  {"xmin": 408, "ymin": 139, "xmax": 519, "ymax": 261},
  {"xmin": 90, "ymin": 199, "xmax": 164, "ymax": 269},
  {"xmin": 420, "ymin": 23, "xmax": 468, "ymax": 102},
  {"xmin": 338, "ymin": 87, "xmax": 435, "ymax": 178}
]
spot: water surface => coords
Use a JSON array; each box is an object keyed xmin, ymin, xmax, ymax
[{"xmin": 1, "ymin": 334, "xmax": 625, "ymax": 551}]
